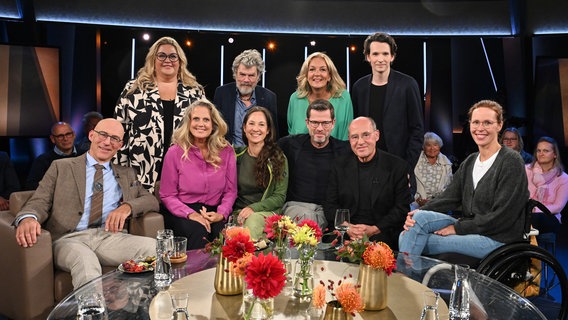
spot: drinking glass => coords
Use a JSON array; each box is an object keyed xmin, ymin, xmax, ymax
[
  {"xmin": 334, "ymin": 209, "xmax": 350, "ymax": 249},
  {"xmin": 77, "ymin": 292, "xmax": 107, "ymax": 320},
  {"xmin": 420, "ymin": 290, "xmax": 440, "ymax": 320},
  {"xmin": 155, "ymin": 229, "xmax": 174, "ymax": 288},
  {"xmin": 170, "ymin": 291, "xmax": 189, "ymax": 320}
]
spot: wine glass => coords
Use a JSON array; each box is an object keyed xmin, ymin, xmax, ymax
[{"xmin": 334, "ymin": 209, "xmax": 350, "ymax": 249}]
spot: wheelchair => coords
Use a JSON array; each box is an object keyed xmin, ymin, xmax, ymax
[{"xmin": 428, "ymin": 199, "xmax": 568, "ymax": 320}]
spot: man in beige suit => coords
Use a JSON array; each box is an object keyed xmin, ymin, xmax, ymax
[{"xmin": 14, "ymin": 118, "xmax": 158, "ymax": 289}]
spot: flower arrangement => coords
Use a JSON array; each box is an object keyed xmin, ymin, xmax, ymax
[
  {"xmin": 289, "ymin": 219, "xmax": 323, "ymax": 298},
  {"xmin": 313, "ymin": 272, "xmax": 364, "ymax": 316},
  {"xmin": 290, "ymin": 219, "xmax": 323, "ymax": 248},
  {"xmin": 336, "ymin": 236, "xmax": 396, "ymax": 275},
  {"xmin": 263, "ymin": 215, "xmax": 297, "ymax": 249}
]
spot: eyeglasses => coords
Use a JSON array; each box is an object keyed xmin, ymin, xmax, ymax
[
  {"xmin": 52, "ymin": 132, "xmax": 74, "ymax": 140},
  {"xmin": 307, "ymin": 120, "xmax": 333, "ymax": 129},
  {"xmin": 502, "ymin": 138, "xmax": 518, "ymax": 142},
  {"xmin": 349, "ymin": 132, "xmax": 373, "ymax": 141},
  {"xmin": 470, "ymin": 120, "xmax": 496, "ymax": 128},
  {"xmin": 94, "ymin": 130, "xmax": 122, "ymax": 144},
  {"xmin": 156, "ymin": 52, "xmax": 179, "ymax": 62}
]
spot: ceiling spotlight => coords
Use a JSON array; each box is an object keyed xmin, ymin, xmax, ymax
[
  {"xmin": 350, "ymin": 45, "xmax": 356, "ymax": 52},
  {"xmin": 310, "ymin": 40, "xmax": 316, "ymax": 46},
  {"xmin": 228, "ymin": 37, "xmax": 234, "ymax": 44},
  {"xmin": 142, "ymin": 33, "xmax": 150, "ymax": 41},
  {"xmin": 268, "ymin": 42, "xmax": 276, "ymax": 50},
  {"xmin": 185, "ymin": 40, "xmax": 192, "ymax": 47}
]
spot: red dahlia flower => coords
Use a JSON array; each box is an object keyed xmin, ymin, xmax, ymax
[{"xmin": 244, "ymin": 253, "xmax": 286, "ymax": 299}]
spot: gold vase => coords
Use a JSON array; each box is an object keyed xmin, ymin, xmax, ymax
[
  {"xmin": 323, "ymin": 302, "xmax": 353, "ymax": 320},
  {"xmin": 357, "ymin": 263, "xmax": 387, "ymax": 310},
  {"xmin": 213, "ymin": 254, "xmax": 243, "ymax": 295}
]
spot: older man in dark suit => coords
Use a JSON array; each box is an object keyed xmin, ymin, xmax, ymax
[
  {"xmin": 351, "ymin": 32, "xmax": 423, "ymax": 192},
  {"xmin": 324, "ymin": 117, "xmax": 411, "ymax": 250},
  {"xmin": 213, "ymin": 49, "xmax": 278, "ymax": 146},
  {"xmin": 14, "ymin": 118, "xmax": 158, "ymax": 289}
]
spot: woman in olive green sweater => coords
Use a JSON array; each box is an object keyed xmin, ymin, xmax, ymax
[{"xmin": 233, "ymin": 106, "xmax": 288, "ymax": 239}]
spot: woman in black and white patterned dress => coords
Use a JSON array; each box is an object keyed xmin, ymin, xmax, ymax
[{"xmin": 114, "ymin": 36, "xmax": 205, "ymax": 193}]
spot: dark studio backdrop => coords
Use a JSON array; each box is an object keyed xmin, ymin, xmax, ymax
[{"xmin": 2, "ymin": 0, "xmax": 568, "ymax": 186}]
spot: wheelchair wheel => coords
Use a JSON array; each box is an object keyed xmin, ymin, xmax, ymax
[{"xmin": 477, "ymin": 243, "xmax": 567, "ymax": 320}]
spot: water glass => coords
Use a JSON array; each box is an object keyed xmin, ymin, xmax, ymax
[
  {"xmin": 334, "ymin": 209, "xmax": 350, "ymax": 249},
  {"xmin": 77, "ymin": 292, "xmax": 107, "ymax": 320},
  {"xmin": 449, "ymin": 264, "xmax": 470, "ymax": 320},
  {"xmin": 170, "ymin": 291, "xmax": 189, "ymax": 319},
  {"xmin": 155, "ymin": 229, "xmax": 174, "ymax": 288},
  {"xmin": 171, "ymin": 236, "xmax": 188, "ymax": 264},
  {"xmin": 420, "ymin": 290, "xmax": 439, "ymax": 320}
]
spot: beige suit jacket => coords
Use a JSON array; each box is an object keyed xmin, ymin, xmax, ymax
[{"xmin": 14, "ymin": 153, "xmax": 159, "ymax": 240}]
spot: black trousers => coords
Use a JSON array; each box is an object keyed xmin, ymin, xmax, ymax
[{"xmin": 160, "ymin": 203, "xmax": 226, "ymax": 250}]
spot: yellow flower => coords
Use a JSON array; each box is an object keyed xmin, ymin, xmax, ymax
[
  {"xmin": 291, "ymin": 225, "xmax": 318, "ymax": 247},
  {"xmin": 335, "ymin": 282, "xmax": 364, "ymax": 314},
  {"xmin": 312, "ymin": 284, "xmax": 326, "ymax": 309}
]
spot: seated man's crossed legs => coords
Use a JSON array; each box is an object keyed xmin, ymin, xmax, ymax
[
  {"xmin": 53, "ymin": 228, "xmax": 156, "ymax": 289},
  {"xmin": 282, "ymin": 201, "xmax": 328, "ymax": 232}
]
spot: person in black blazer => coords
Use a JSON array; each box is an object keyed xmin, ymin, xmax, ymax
[
  {"xmin": 324, "ymin": 117, "xmax": 411, "ymax": 250},
  {"xmin": 351, "ymin": 32, "xmax": 423, "ymax": 185},
  {"xmin": 213, "ymin": 49, "xmax": 278, "ymax": 146}
]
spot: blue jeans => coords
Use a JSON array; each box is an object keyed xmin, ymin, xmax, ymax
[{"xmin": 398, "ymin": 210, "xmax": 504, "ymax": 259}]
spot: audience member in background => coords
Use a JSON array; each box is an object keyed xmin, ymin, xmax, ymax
[
  {"xmin": 115, "ymin": 36, "xmax": 205, "ymax": 193},
  {"xmin": 160, "ymin": 99, "xmax": 237, "ymax": 249},
  {"xmin": 76, "ymin": 111, "xmax": 103, "ymax": 155},
  {"xmin": 213, "ymin": 49, "xmax": 278, "ymax": 147},
  {"xmin": 500, "ymin": 127, "xmax": 533, "ymax": 164},
  {"xmin": 233, "ymin": 107, "xmax": 288, "ymax": 239},
  {"xmin": 412, "ymin": 132, "xmax": 453, "ymax": 209},
  {"xmin": 526, "ymin": 136, "xmax": 568, "ymax": 234},
  {"xmin": 26, "ymin": 122, "xmax": 78, "ymax": 190},
  {"xmin": 325, "ymin": 117, "xmax": 411, "ymax": 249},
  {"xmin": 399, "ymin": 100, "xmax": 529, "ymax": 259},
  {"xmin": 351, "ymin": 32, "xmax": 423, "ymax": 192},
  {"xmin": 14, "ymin": 118, "xmax": 158, "ymax": 289},
  {"xmin": 0, "ymin": 151, "xmax": 20, "ymax": 210},
  {"xmin": 287, "ymin": 52, "xmax": 353, "ymax": 141},
  {"xmin": 278, "ymin": 99, "xmax": 350, "ymax": 231}
]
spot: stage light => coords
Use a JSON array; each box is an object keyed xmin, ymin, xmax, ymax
[
  {"xmin": 228, "ymin": 37, "xmax": 234, "ymax": 44},
  {"xmin": 185, "ymin": 40, "xmax": 192, "ymax": 47},
  {"xmin": 350, "ymin": 45, "xmax": 356, "ymax": 52},
  {"xmin": 142, "ymin": 33, "xmax": 150, "ymax": 41},
  {"xmin": 267, "ymin": 42, "xmax": 276, "ymax": 50},
  {"xmin": 310, "ymin": 40, "xmax": 316, "ymax": 46}
]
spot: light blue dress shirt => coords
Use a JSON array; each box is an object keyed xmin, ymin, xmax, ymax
[
  {"xmin": 232, "ymin": 89, "xmax": 257, "ymax": 147},
  {"xmin": 76, "ymin": 153, "xmax": 123, "ymax": 230}
]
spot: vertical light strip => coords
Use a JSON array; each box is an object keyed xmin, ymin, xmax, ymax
[
  {"xmin": 304, "ymin": 46, "xmax": 308, "ymax": 60},
  {"xmin": 423, "ymin": 41, "xmax": 427, "ymax": 99},
  {"xmin": 262, "ymin": 48, "xmax": 266, "ymax": 87},
  {"xmin": 220, "ymin": 45, "xmax": 224, "ymax": 86},
  {"xmin": 346, "ymin": 46, "xmax": 350, "ymax": 92},
  {"xmin": 480, "ymin": 38, "xmax": 498, "ymax": 92},
  {"xmin": 130, "ymin": 38, "xmax": 135, "ymax": 79}
]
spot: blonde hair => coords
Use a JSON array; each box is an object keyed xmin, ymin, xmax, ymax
[
  {"xmin": 468, "ymin": 99, "xmax": 504, "ymax": 124},
  {"xmin": 171, "ymin": 99, "xmax": 229, "ymax": 168},
  {"xmin": 128, "ymin": 36, "xmax": 202, "ymax": 94},
  {"xmin": 295, "ymin": 52, "xmax": 346, "ymax": 99}
]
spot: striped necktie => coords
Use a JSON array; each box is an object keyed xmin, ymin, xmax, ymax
[{"xmin": 88, "ymin": 164, "xmax": 104, "ymax": 227}]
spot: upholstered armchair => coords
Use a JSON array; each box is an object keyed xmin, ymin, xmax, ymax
[{"xmin": 0, "ymin": 191, "xmax": 164, "ymax": 320}]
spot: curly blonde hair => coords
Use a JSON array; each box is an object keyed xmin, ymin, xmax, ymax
[
  {"xmin": 296, "ymin": 52, "xmax": 346, "ymax": 99},
  {"xmin": 128, "ymin": 36, "xmax": 202, "ymax": 94},
  {"xmin": 171, "ymin": 99, "xmax": 229, "ymax": 168}
]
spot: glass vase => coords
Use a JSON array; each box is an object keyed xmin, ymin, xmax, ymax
[
  {"xmin": 242, "ymin": 280, "xmax": 274, "ymax": 320},
  {"xmin": 272, "ymin": 244, "xmax": 293, "ymax": 288},
  {"xmin": 293, "ymin": 245, "xmax": 316, "ymax": 298},
  {"xmin": 357, "ymin": 263, "xmax": 387, "ymax": 310}
]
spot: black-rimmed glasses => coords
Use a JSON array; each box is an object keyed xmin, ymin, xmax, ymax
[
  {"xmin": 52, "ymin": 132, "xmax": 74, "ymax": 140},
  {"xmin": 307, "ymin": 120, "xmax": 333, "ymax": 129},
  {"xmin": 156, "ymin": 52, "xmax": 179, "ymax": 62}
]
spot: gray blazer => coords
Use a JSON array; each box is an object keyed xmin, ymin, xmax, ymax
[{"xmin": 14, "ymin": 153, "xmax": 159, "ymax": 241}]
